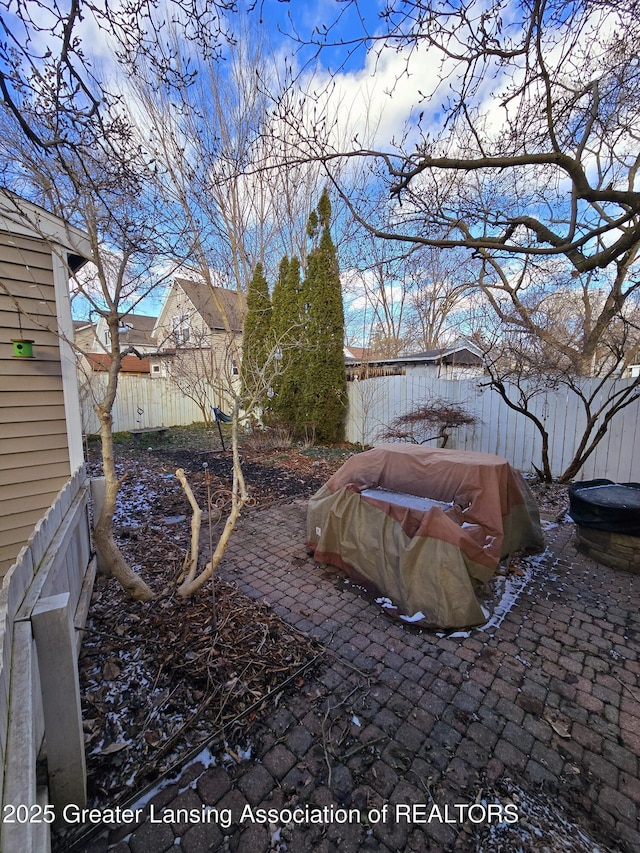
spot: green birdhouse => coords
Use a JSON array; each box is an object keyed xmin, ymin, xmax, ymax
[{"xmin": 12, "ymin": 339, "xmax": 35, "ymax": 358}]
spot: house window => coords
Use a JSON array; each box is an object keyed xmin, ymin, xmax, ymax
[
  {"xmin": 232, "ymin": 359, "xmax": 239, "ymax": 376},
  {"xmin": 172, "ymin": 314, "xmax": 190, "ymax": 346},
  {"xmin": 152, "ymin": 364, "xmax": 160, "ymax": 373}
]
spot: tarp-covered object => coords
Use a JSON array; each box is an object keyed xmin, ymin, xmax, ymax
[{"xmin": 307, "ymin": 445, "xmax": 544, "ymax": 629}]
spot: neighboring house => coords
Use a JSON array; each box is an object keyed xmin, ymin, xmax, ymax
[
  {"xmin": 73, "ymin": 318, "xmax": 98, "ymax": 352},
  {"xmin": 344, "ymin": 344, "xmax": 376, "ymax": 361},
  {"xmin": 151, "ymin": 277, "xmax": 246, "ymax": 385},
  {"xmin": 345, "ymin": 341, "xmax": 485, "ymax": 381},
  {"xmin": 0, "ymin": 191, "xmax": 95, "ymax": 844},
  {"xmin": 75, "ymin": 313, "xmax": 157, "ymax": 376},
  {"xmin": 93, "ymin": 312, "xmax": 157, "ymax": 354},
  {"xmin": 81, "ymin": 351, "xmax": 152, "ymax": 376}
]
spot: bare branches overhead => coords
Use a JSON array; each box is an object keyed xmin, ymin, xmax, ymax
[
  {"xmin": 280, "ymin": 0, "xmax": 640, "ymax": 275},
  {"xmin": 0, "ymin": 0, "xmax": 239, "ymax": 151}
]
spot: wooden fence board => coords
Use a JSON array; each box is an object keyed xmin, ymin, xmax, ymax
[
  {"xmin": 346, "ymin": 375, "xmax": 640, "ymax": 481},
  {"xmin": 81, "ymin": 374, "xmax": 205, "ymax": 434},
  {"xmin": 1, "ymin": 621, "xmax": 38, "ymax": 853},
  {"xmin": 32, "ymin": 593, "xmax": 86, "ymax": 810},
  {"xmin": 0, "ymin": 471, "xmax": 92, "ymax": 850}
]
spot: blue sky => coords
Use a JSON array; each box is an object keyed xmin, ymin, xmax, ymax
[{"xmin": 255, "ymin": 0, "xmax": 379, "ymax": 73}]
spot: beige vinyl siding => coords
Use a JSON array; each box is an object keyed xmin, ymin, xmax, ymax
[
  {"xmin": 0, "ymin": 473, "xmax": 74, "ymax": 503},
  {"xmin": 154, "ymin": 282, "xmax": 209, "ymax": 347},
  {"xmin": 0, "ymin": 416, "xmax": 68, "ymax": 442},
  {"xmin": 0, "ymin": 232, "xmax": 71, "ymax": 578}
]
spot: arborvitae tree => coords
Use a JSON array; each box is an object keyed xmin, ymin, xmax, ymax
[
  {"xmin": 242, "ymin": 262, "xmax": 272, "ymax": 410},
  {"xmin": 268, "ymin": 255, "xmax": 304, "ymax": 426},
  {"xmin": 299, "ymin": 189, "xmax": 347, "ymax": 442}
]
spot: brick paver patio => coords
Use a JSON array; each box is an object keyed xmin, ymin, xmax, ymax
[{"xmin": 76, "ymin": 501, "xmax": 640, "ymax": 852}]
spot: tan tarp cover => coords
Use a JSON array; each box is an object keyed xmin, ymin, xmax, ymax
[{"xmin": 307, "ymin": 445, "xmax": 544, "ymax": 629}]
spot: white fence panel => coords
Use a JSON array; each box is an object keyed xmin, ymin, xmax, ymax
[
  {"xmin": 81, "ymin": 375, "xmax": 207, "ymax": 434},
  {"xmin": 80, "ymin": 371, "xmax": 639, "ymax": 480},
  {"xmin": 1, "ymin": 468, "xmax": 94, "ymax": 848},
  {"xmin": 346, "ymin": 375, "xmax": 640, "ymax": 481}
]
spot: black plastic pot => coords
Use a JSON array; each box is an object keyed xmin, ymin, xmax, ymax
[{"xmin": 568, "ymin": 480, "xmax": 640, "ymax": 536}]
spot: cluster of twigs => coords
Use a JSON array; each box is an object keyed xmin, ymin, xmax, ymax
[
  {"xmin": 381, "ymin": 397, "xmax": 480, "ymax": 447},
  {"xmin": 79, "ymin": 575, "xmax": 323, "ymax": 806}
]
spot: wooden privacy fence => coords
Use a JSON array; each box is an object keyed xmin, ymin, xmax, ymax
[
  {"xmin": 80, "ymin": 372, "xmax": 640, "ymax": 481},
  {"xmin": 346, "ymin": 374, "xmax": 640, "ymax": 482},
  {"xmin": 0, "ymin": 467, "xmax": 95, "ymax": 851},
  {"xmin": 80, "ymin": 374, "xmax": 206, "ymax": 434}
]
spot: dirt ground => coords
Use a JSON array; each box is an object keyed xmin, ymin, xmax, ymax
[{"xmin": 78, "ymin": 427, "xmax": 570, "ymax": 821}]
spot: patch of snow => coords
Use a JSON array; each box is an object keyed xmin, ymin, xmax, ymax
[
  {"xmin": 400, "ymin": 611, "xmax": 426, "ymax": 623},
  {"xmin": 360, "ymin": 488, "xmax": 453, "ymax": 512},
  {"xmin": 479, "ymin": 549, "xmax": 548, "ymax": 634},
  {"xmin": 270, "ymin": 825, "xmax": 283, "ymax": 850},
  {"xmin": 236, "ymin": 744, "xmax": 252, "ymax": 760}
]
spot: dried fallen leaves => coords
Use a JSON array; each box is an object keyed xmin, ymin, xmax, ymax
[
  {"xmin": 79, "ymin": 437, "xmax": 343, "ymax": 811},
  {"xmin": 80, "ymin": 575, "xmax": 323, "ymax": 806}
]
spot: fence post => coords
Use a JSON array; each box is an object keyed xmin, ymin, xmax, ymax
[{"xmin": 32, "ymin": 592, "xmax": 87, "ymax": 812}]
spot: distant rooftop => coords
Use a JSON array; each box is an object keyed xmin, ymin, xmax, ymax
[{"xmin": 176, "ymin": 279, "xmax": 246, "ymax": 333}]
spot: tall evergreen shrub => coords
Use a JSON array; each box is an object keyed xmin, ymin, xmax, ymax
[{"xmin": 242, "ymin": 262, "xmax": 272, "ymax": 409}]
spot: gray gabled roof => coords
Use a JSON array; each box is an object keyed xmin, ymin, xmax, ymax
[
  {"xmin": 345, "ymin": 341, "xmax": 483, "ymax": 367},
  {"xmin": 176, "ymin": 278, "xmax": 246, "ymax": 333},
  {"xmin": 119, "ymin": 313, "xmax": 157, "ymax": 345}
]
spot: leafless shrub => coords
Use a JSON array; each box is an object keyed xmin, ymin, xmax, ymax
[
  {"xmin": 242, "ymin": 422, "xmax": 294, "ymax": 453},
  {"xmin": 381, "ymin": 397, "xmax": 480, "ymax": 448}
]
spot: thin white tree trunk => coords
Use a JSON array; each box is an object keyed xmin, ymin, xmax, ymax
[{"xmin": 177, "ymin": 402, "xmax": 248, "ymax": 597}]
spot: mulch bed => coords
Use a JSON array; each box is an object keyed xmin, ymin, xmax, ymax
[{"xmin": 78, "ymin": 577, "xmax": 323, "ymax": 800}]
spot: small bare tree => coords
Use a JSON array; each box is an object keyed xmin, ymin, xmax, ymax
[
  {"xmin": 381, "ymin": 396, "xmax": 479, "ymax": 448},
  {"xmin": 126, "ymin": 25, "xmax": 327, "ymax": 598},
  {"xmin": 0, "ymin": 103, "xmax": 189, "ymax": 599},
  {"xmin": 0, "ymin": 0, "xmax": 255, "ymax": 602},
  {"xmin": 474, "ymin": 281, "xmax": 640, "ymax": 482}
]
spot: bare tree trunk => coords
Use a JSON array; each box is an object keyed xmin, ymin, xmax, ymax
[
  {"xmin": 93, "ymin": 408, "xmax": 154, "ymax": 601},
  {"xmin": 486, "ymin": 379, "xmax": 554, "ymax": 483},
  {"xmin": 175, "ymin": 468, "xmax": 202, "ymax": 582},
  {"xmin": 177, "ymin": 400, "xmax": 248, "ymax": 598}
]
